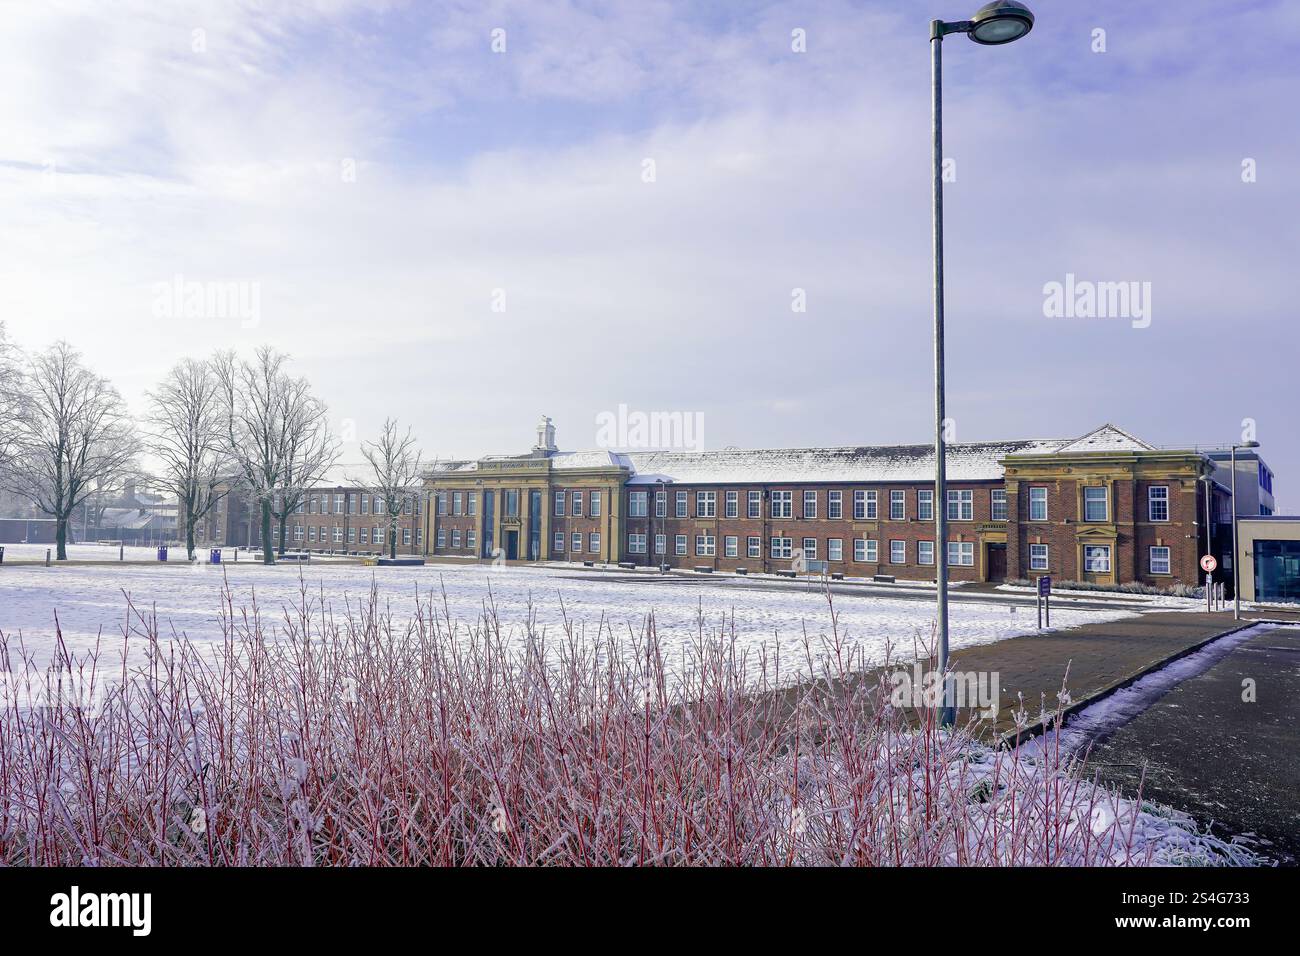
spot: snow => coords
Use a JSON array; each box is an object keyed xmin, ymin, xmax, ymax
[
  {"xmin": 1049, "ymin": 423, "xmax": 1155, "ymax": 455},
  {"xmin": 0, "ymin": 561, "xmax": 1141, "ymax": 675}
]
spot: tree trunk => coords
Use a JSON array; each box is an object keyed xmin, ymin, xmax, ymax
[
  {"xmin": 186, "ymin": 517, "xmax": 197, "ymax": 561},
  {"xmin": 389, "ymin": 522, "xmax": 396, "ymax": 559},
  {"xmin": 261, "ymin": 500, "xmax": 275, "ymax": 565},
  {"xmin": 277, "ymin": 517, "xmax": 287, "ymax": 556},
  {"xmin": 56, "ymin": 515, "xmax": 68, "ymax": 561}
]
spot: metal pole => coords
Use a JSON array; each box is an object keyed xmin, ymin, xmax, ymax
[
  {"xmin": 931, "ymin": 21, "xmax": 954, "ymax": 728},
  {"xmin": 1203, "ymin": 477, "xmax": 1212, "ymax": 613},
  {"xmin": 1231, "ymin": 445, "xmax": 1240, "ymax": 619}
]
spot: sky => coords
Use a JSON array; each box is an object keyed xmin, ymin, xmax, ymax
[{"xmin": 1, "ymin": 0, "xmax": 1297, "ymax": 510}]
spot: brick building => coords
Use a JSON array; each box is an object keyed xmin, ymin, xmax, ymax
[{"xmin": 424, "ymin": 420, "xmax": 1234, "ymax": 589}]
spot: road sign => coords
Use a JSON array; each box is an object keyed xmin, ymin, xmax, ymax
[
  {"xmin": 1200, "ymin": 554, "xmax": 1218, "ymax": 573},
  {"xmin": 1037, "ymin": 576, "xmax": 1051, "ymax": 597}
]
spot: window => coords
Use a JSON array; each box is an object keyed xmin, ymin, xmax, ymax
[
  {"xmin": 947, "ymin": 490, "xmax": 973, "ymax": 521},
  {"xmin": 748, "ymin": 490, "xmax": 761, "ymax": 519},
  {"xmin": 918, "ymin": 490, "xmax": 933, "ymax": 522},
  {"xmin": 359, "ymin": 527, "xmax": 368, "ymax": 544},
  {"xmin": 1083, "ymin": 486, "xmax": 1108, "ymax": 522},
  {"xmin": 402, "ymin": 528, "xmax": 411, "ymax": 546},
  {"xmin": 725, "ymin": 491, "xmax": 739, "ymax": 518},
  {"xmin": 725, "ymin": 535, "xmax": 738, "ymax": 558},
  {"xmin": 1029, "ymin": 487, "xmax": 1048, "ymax": 521},
  {"xmin": 348, "ymin": 527, "xmax": 356, "ymax": 544},
  {"xmin": 294, "ymin": 525, "xmax": 304, "ymax": 542},
  {"xmin": 675, "ymin": 490, "xmax": 688, "ymax": 518},
  {"xmin": 451, "ymin": 529, "xmax": 461, "ymax": 548},
  {"xmin": 590, "ymin": 492, "xmax": 600, "ymax": 517},
  {"xmin": 854, "ymin": 490, "xmax": 877, "ymax": 520},
  {"xmin": 554, "ymin": 531, "xmax": 565, "ymax": 552},
  {"xmin": 333, "ymin": 527, "xmax": 344, "ymax": 543},
  {"xmin": 770, "ymin": 537, "xmax": 792, "ymax": 559},
  {"xmin": 452, "ymin": 492, "xmax": 463, "ymax": 516},
  {"xmin": 375, "ymin": 496, "xmax": 385, "ymax": 515},
  {"xmin": 373, "ymin": 526, "xmax": 381, "ymax": 546},
  {"xmin": 466, "ymin": 530, "xmax": 475, "ymax": 551},
  {"xmin": 572, "ymin": 532, "xmax": 583, "ymax": 553},
  {"xmin": 334, "ymin": 494, "xmax": 344, "ymax": 514},
  {"xmin": 628, "ymin": 533, "xmax": 647, "ymax": 554},
  {"xmin": 554, "ymin": 491, "xmax": 565, "ymax": 516},
  {"xmin": 654, "ymin": 533, "xmax": 666, "ymax": 555},
  {"xmin": 696, "ymin": 534, "xmax": 715, "ymax": 557},
  {"xmin": 918, "ymin": 541, "xmax": 934, "ymax": 566},
  {"xmin": 572, "ymin": 491, "xmax": 583, "ymax": 516},
  {"xmin": 890, "ymin": 540, "xmax": 906, "ymax": 564},
  {"xmin": 347, "ymin": 494, "xmax": 356, "ymax": 515},
  {"xmin": 1029, "ymin": 544, "xmax": 1049, "ymax": 571},
  {"xmin": 416, "ymin": 527, "xmax": 423, "ymax": 547},
  {"xmin": 890, "ymin": 490, "xmax": 906, "ymax": 521},
  {"xmin": 436, "ymin": 528, "xmax": 445, "ymax": 549},
  {"xmin": 589, "ymin": 532, "xmax": 600, "ymax": 553},
  {"xmin": 308, "ymin": 526, "xmax": 317, "ymax": 542},
  {"xmin": 403, "ymin": 498, "xmax": 413, "ymax": 516},
  {"xmin": 828, "ymin": 538, "xmax": 843, "ymax": 561},
  {"xmin": 467, "ymin": 493, "xmax": 478, "ymax": 516},
  {"xmin": 947, "ymin": 541, "xmax": 974, "ymax": 566},
  {"xmin": 828, "ymin": 491, "xmax": 843, "ymax": 520},
  {"xmin": 803, "ymin": 491, "xmax": 817, "ymax": 519},
  {"xmin": 771, "ymin": 491, "xmax": 792, "ymax": 519},
  {"xmin": 1149, "ymin": 546, "xmax": 1171, "ymax": 575},
  {"xmin": 655, "ymin": 490, "xmax": 667, "ymax": 518},
  {"xmin": 1084, "ymin": 545, "xmax": 1111, "ymax": 573},
  {"xmin": 696, "ymin": 491, "xmax": 716, "ymax": 518},
  {"xmin": 802, "ymin": 538, "xmax": 817, "ymax": 560},
  {"xmin": 991, "ymin": 490, "xmax": 1007, "ymax": 522},
  {"xmin": 747, "ymin": 536, "xmax": 761, "ymax": 558},
  {"xmin": 1148, "ymin": 486, "xmax": 1169, "ymax": 522},
  {"xmin": 504, "ymin": 490, "xmax": 519, "ymax": 518},
  {"xmin": 309, "ymin": 496, "xmax": 318, "ymax": 514},
  {"xmin": 675, "ymin": 535, "xmax": 687, "ymax": 556},
  {"xmin": 360, "ymin": 495, "xmax": 370, "ymax": 515},
  {"xmin": 629, "ymin": 491, "xmax": 648, "ymax": 517}
]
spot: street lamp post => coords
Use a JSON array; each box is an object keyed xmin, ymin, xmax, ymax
[
  {"xmin": 1230, "ymin": 440, "xmax": 1260, "ymax": 619},
  {"xmin": 929, "ymin": 1, "xmax": 1034, "ymax": 727}
]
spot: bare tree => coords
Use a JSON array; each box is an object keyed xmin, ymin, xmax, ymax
[
  {"xmin": 213, "ymin": 347, "xmax": 336, "ymax": 564},
  {"xmin": 271, "ymin": 385, "xmax": 337, "ymax": 556},
  {"xmin": 146, "ymin": 358, "xmax": 229, "ymax": 560},
  {"xmin": 0, "ymin": 323, "xmax": 24, "ymax": 473},
  {"xmin": 2, "ymin": 341, "xmax": 140, "ymax": 560},
  {"xmin": 358, "ymin": 418, "xmax": 422, "ymax": 559}
]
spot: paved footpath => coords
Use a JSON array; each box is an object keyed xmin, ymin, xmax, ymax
[
  {"xmin": 1083, "ymin": 623, "xmax": 1300, "ymax": 866},
  {"xmin": 949, "ymin": 610, "xmax": 1254, "ymax": 737}
]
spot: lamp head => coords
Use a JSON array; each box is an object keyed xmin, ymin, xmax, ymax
[{"xmin": 968, "ymin": 1, "xmax": 1034, "ymax": 44}]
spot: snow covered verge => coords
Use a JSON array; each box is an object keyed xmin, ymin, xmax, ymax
[{"xmin": 0, "ymin": 585, "xmax": 1265, "ymax": 867}]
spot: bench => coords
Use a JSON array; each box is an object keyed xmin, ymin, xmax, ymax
[
  {"xmin": 693, "ymin": 565, "xmax": 713, "ymax": 573},
  {"xmin": 618, "ymin": 561, "xmax": 637, "ymax": 570},
  {"xmin": 873, "ymin": 574, "xmax": 896, "ymax": 583},
  {"xmin": 775, "ymin": 569, "xmax": 797, "ymax": 579}
]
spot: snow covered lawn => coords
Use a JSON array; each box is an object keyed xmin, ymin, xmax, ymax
[{"xmin": 0, "ymin": 561, "xmax": 1142, "ymax": 677}]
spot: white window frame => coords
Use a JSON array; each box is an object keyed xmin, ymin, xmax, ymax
[
  {"xmin": 696, "ymin": 491, "xmax": 716, "ymax": 518},
  {"xmin": 675, "ymin": 490, "xmax": 688, "ymax": 518},
  {"xmin": 1148, "ymin": 486, "xmax": 1169, "ymax": 522},
  {"xmin": 803, "ymin": 491, "xmax": 817, "ymax": 519},
  {"xmin": 572, "ymin": 491, "xmax": 583, "ymax": 516},
  {"xmin": 1149, "ymin": 546, "xmax": 1171, "ymax": 575},
  {"xmin": 747, "ymin": 536, "xmax": 761, "ymax": 558},
  {"xmin": 828, "ymin": 538, "xmax": 843, "ymax": 561},
  {"xmin": 724, "ymin": 535, "xmax": 738, "ymax": 558},
  {"xmin": 654, "ymin": 533, "xmax": 666, "ymax": 555},
  {"xmin": 947, "ymin": 541, "xmax": 975, "ymax": 567},
  {"xmin": 918, "ymin": 489, "xmax": 933, "ymax": 522},
  {"xmin": 917, "ymin": 540, "xmax": 935, "ymax": 566},
  {"xmin": 890, "ymin": 540, "xmax": 906, "ymax": 564},
  {"xmin": 946, "ymin": 489, "xmax": 973, "ymax": 521},
  {"xmin": 696, "ymin": 534, "xmax": 715, "ymax": 557},
  {"xmin": 828, "ymin": 490, "xmax": 842, "ymax": 520},
  {"xmin": 628, "ymin": 533, "xmax": 647, "ymax": 555},
  {"xmin": 990, "ymin": 489, "xmax": 1007, "ymax": 522},
  {"xmin": 725, "ymin": 490, "xmax": 739, "ymax": 519},
  {"xmin": 554, "ymin": 531, "xmax": 565, "ymax": 552},
  {"xmin": 802, "ymin": 537, "xmax": 817, "ymax": 560},
  {"xmin": 770, "ymin": 536, "xmax": 792, "ymax": 559},
  {"xmin": 675, "ymin": 534, "xmax": 688, "ymax": 556},
  {"xmin": 890, "ymin": 490, "xmax": 906, "ymax": 521},
  {"xmin": 747, "ymin": 490, "xmax": 761, "ymax": 519},
  {"xmin": 1083, "ymin": 486, "xmax": 1108, "ymax": 523},
  {"xmin": 629, "ymin": 491, "xmax": 648, "ymax": 518},
  {"xmin": 1084, "ymin": 545, "xmax": 1112, "ymax": 573},
  {"xmin": 1029, "ymin": 487, "xmax": 1048, "ymax": 522},
  {"xmin": 1029, "ymin": 543, "xmax": 1049, "ymax": 571},
  {"xmin": 771, "ymin": 491, "xmax": 792, "ymax": 519}
]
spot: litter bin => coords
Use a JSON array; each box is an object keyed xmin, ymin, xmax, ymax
[
  {"xmin": 210, "ymin": 548, "xmax": 222, "ymax": 565},
  {"xmin": 157, "ymin": 546, "xmax": 168, "ymax": 562}
]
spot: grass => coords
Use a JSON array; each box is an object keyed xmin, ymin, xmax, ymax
[{"xmin": 0, "ymin": 581, "xmax": 1265, "ymax": 866}]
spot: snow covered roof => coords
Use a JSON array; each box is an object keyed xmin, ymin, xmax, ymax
[
  {"xmin": 423, "ymin": 425, "xmax": 1170, "ymax": 486},
  {"xmin": 621, "ymin": 440, "xmax": 1069, "ymax": 485},
  {"xmin": 1050, "ymin": 424, "xmax": 1155, "ymax": 455}
]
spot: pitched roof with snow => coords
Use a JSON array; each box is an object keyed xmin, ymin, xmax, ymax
[
  {"xmin": 1049, "ymin": 423, "xmax": 1155, "ymax": 455},
  {"xmin": 423, "ymin": 425, "xmax": 1174, "ymax": 486}
]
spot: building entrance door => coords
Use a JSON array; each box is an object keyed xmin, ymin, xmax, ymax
[
  {"xmin": 986, "ymin": 543, "xmax": 1008, "ymax": 582},
  {"xmin": 503, "ymin": 530, "xmax": 518, "ymax": 561}
]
